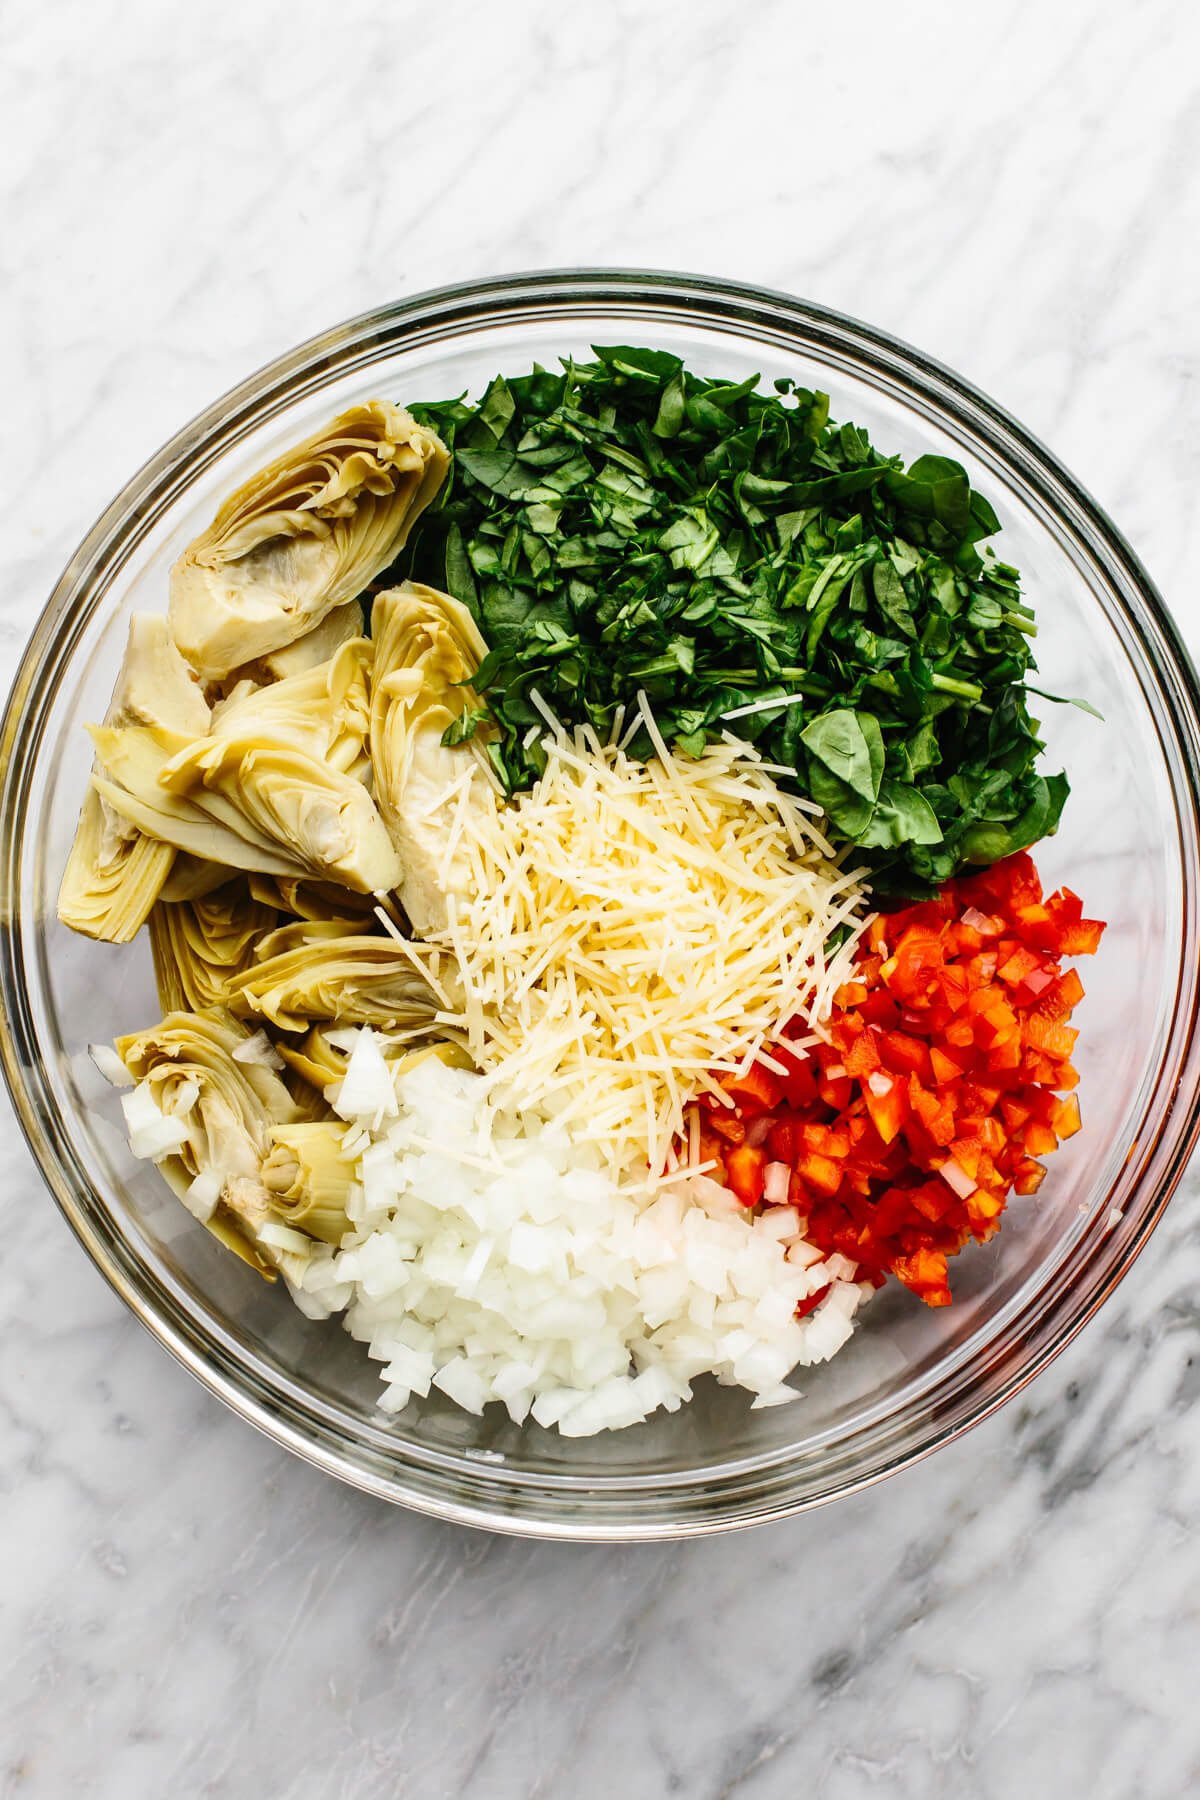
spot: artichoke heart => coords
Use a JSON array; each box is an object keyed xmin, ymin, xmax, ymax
[
  {"xmin": 225, "ymin": 921, "xmax": 440, "ymax": 1032},
  {"xmin": 247, "ymin": 872, "xmax": 379, "ymax": 922},
  {"xmin": 369, "ymin": 581, "xmax": 497, "ymax": 935},
  {"xmin": 210, "ymin": 637, "xmax": 373, "ymax": 776},
  {"xmin": 275, "ymin": 1027, "xmax": 352, "ymax": 1095},
  {"xmin": 263, "ymin": 1121, "xmax": 356, "ymax": 1244},
  {"xmin": 116, "ymin": 1009, "xmax": 304, "ymax": 1278},
  {"xmin": 224, "ymin": 600, "xmax": 363, "ymax": 689},
  {"xmin": 149, "ymin": 879, "xmax": 278, "ymax": 1013},
  {"xmin": 58, "ymin": 615, "xmax": 210, "ymax": 943},
  {"xmin": 168, "ymin": 402, "xmax": 449, "ymax": 681},
  {"xmin": 91, "ymin": 720, "xmax": 403, "ymax": 894},
  {"xmin": 160, "ymin": 853, "xmax": 239, "ymax": 904}
]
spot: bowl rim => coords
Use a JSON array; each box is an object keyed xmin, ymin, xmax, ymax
[{"xmin": 4, "ymin": 266, "xmax": 1200, "ymax": 1540}]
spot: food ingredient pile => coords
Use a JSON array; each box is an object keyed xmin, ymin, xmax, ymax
[{"xmin": 57, "ymin": 360, "xmax": 1104, "ymax": 1435}]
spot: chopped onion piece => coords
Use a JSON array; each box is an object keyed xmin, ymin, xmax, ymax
[
  {"xmin": 334, "ymin": 1032, "xmax": 397, "ymax": 1122},
  {"xmin": 938, "ymin": 1157, "xmax": 977, "ymax": 1200},
  {"xmin": 258, "ymin": 1220, "xmax": 314, "ymax": 1256},
  {"xmin": 120, "ymin": 1084, "xmax": 190, "ymax": 1161},
  {"xmin": 763, "ymin": 1161, "xmax": 791, "ymax": 1204},
  {"xmin": 181, "ymin": 1169, "xmax": 221, "ymax": 1222}
]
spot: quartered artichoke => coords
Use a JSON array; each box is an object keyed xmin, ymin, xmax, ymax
[
  {"xmin": 210, "ymin": 637, "xmax": 373, "ymax": 778},
  {"xmin": 274, "ymin": 1027, "xmax": 472, "ymax": 1096},
  {"xmin": 168, "ymin": 402, "xmax": 449, "ymax": 681},
  {"xmin": 224, "ymin": 599, "xmax": 363, "ymax": 689},
  {"xmin": 58, "ymin": 615, "xmax": 210, "ymax": 942},
  {"xmin": 116, "ymin": 1009, "xmax": 304, "ymax": 1278},
  {"xmin": 263, "ymin": 1045, "xmax": 482, "ymax": 1246},
  {"xmin": 275, "ymin": 1026, "xmax": 352, "ymax": 1095},
  {"xmin": 90, "ymin": 718, "xmax": 403, "ymax": 894},
  {"xmin": 247, "ymin": 872, "xmax": 379, "ymax": 922},
  {"xmin": 160, "ymin": 854, "xmax": 239, "ymax": 904},
  {"xmin": 369, "ymin": 581, "xmax": 495, "ymax": 934},
  {"xmin": 149, "ymin": 879, "xmax": 277, "ymax": 1014},
  {"xmin": 225, "ymin": 918, "xmax": 440, "ymax": 1032},
  {"xmin": 263, "ymin": 1121, "xmax": 356, "ymax": 1244}
]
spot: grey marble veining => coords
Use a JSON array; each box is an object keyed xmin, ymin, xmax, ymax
[{"xmin": 2, "ymin": 1, "xmax": 1199, "ymax": 1794}]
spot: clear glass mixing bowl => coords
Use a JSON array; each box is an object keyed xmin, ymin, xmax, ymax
[{"xmin": 3, "ymin": 271, "xmax": 1198, "ymax": 1539}]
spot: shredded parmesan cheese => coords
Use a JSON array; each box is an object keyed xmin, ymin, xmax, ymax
[{"xmin": 406, "ymin": 702, "xmax": 871, "ymax": 1190}]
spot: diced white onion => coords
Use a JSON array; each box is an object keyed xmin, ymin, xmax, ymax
[
  {"xmin": 334, "ymin": 1032, "xmax": 397, "ymax": 1122},
  {"xmin": 119, "ymin": 1029, "xmax": 877, "ymax": 1438},
  {"xmin": 763, "ymin": 1162, "xmax": 791, "ymax": 1204},
  {"xmin": 121, "ymin": 1084, "xmax": 189, "ymax": 1161},
  {"xmin": 181, "ymin": 1170, "xmax": 221, "ymax": 1222},
  {"xmin": 258, "ymin": 1220, "xmax": 314, "ymax": 1256},
  {"xmin": 938, "ymin": 1157, "xmax": 976, "ymax": 1199}
]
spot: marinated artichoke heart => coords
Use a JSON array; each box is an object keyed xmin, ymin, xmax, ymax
[
  {"xmin": 369, "ymin": 581, "xmax": 496, "ymax": 935},
  {"xmin": 115, "ymin": 1009, "xmax": 304, "ymax": 1278},
  {"xmin": 223, "ymin": 600, "xmax": 363, "ymax": 689},
  {"xmin": 160, "ymin": 853, "xmax": 239, "ymax": 904},
  {"xmin": 149, "ymin": 879, "xmax": 278, "ymax": 1013},
  {"xmin": 225, "ymin": 918, "xmax": 440, "ymax": 1032},
  {"xmin": 262, "ymin": 1121, "xmax": 356, "ymax": 1244},
  {"xmin": 168, "ymin": 402, "xmax": 449, "ymax": 681},
  {"xmin": 210, "ymin": 637, "xmax": 373, "ymax": 778},
  {"xmin": 58, "ymin": 615, "xmax": 210, "ymax": 942},
  {"xmin": 274, "ymin": 1027, "xmax": 472, "ymax": 1097},
  {"xmin": 90, "ymin": 719, "xmax": 403, "ymax": 894},
  {"xmin": 275, "ymin": 1026, "xmax": 352, "ymax": 1095},
  {"xmin": 247, "ymin": 872, "xmax": 379, "ymax": 922}
]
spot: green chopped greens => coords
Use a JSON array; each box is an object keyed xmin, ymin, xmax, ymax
[{"xmin": 392, "ymin": 347, "xmax": 1069, "ymax": 895}]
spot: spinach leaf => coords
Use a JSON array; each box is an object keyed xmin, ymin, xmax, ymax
[{"xmin": 802, "ymin": 709, "xmax": 884, "ymax": 803}]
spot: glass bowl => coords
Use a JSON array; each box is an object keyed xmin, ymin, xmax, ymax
[{"xmin": 3, "ymin": 270, "xmax": 1199, "ymax": 1541}]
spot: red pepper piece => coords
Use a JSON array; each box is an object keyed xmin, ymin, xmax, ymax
[
  {"xmin": 725, "ymin": 1144, "xmax": 767, "ymax": 1206},
  {"xmin": 721, "ymin": 1063, "xmax": 784, "ymax": 1116}
]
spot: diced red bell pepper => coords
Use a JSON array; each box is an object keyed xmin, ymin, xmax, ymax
[
  {"xmin": 892, "ymin": 1247, "xmax": 952, "ymax": 1306},
  {"xmin": 769, "ymin": 1041, "xmax": 821, "ymax": 1107},
  {"xmin": 725, "ymin": 1144, "xmax": 767, "ymax": 1205},
  {"xmin": 1054, "ymin": 1093, "xmax": 1082, "ymax": 1139},
  {"xmin": 1056, "ymin": 920, "xmax": 1105, "ymax": 956},
  {"xmin": 1013, "ymin": 1157, "xmax": 1047, "ymax": 1195},
  {"xmin": 794, "ymin": 1151, "xmax": 843, "ymax": 1197},
  {"xmin": 722, "ymin": 1063, "xmax": 784, "ymax": 1116},
  {"xmin": 930, "ymin": 1045, "xmax": 965, "ymax": 1086},
  {"xmin": 864, "ymin": 1078, "xmax": 907, "ymax": 1144},
  {"xmin": 817, "ymin": 1070, "xmax": 853, "ymax": 1110},
  {"xmin": 1023, "ymin": 1016, "xmax": 1079, "ymax": 1060},
  {"xmin": 880, "ymin": 1030, "xmax": 932, "ymax": 1079},
  {"xmin": 703, "ymin": 850, "xmax": 1103, "ymax": 1311},
  {"xmin": 843, "ymin": 1031, "xmax": 882, "ymax": 1079},
  {"xmin": 795, "ymin": 1282, "xmax": 831, "ymax": 1320}
]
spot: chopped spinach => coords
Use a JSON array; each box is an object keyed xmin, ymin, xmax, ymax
[{"xmin": 392, "ymin": 347, "xmax": 1070, "ymax": 895}]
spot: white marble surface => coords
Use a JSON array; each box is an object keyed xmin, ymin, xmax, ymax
[{"xmin": 2, "ymin": 1, "xmax": 1199, "ymax": 1794}]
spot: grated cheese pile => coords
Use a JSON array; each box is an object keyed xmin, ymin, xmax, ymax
[{"xmin": 409, "ymin": 698, "xmax": 871, "ymax": 1190}]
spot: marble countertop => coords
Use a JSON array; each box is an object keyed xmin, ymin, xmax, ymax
[{"xmin": 2, "ymin": 2, "xmax": 1198, "ymax": 1794}]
